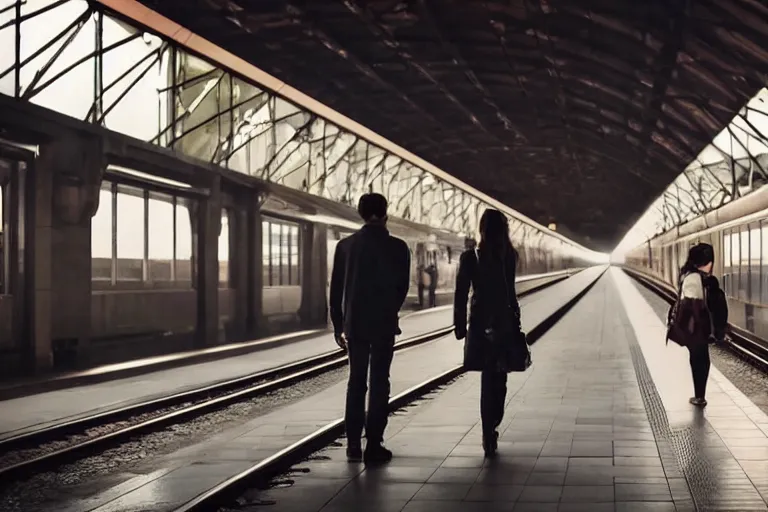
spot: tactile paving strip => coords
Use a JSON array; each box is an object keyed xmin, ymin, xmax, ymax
[{"xmin": 621, "ymin": 309, "xmax": 720, "ymax": 511}]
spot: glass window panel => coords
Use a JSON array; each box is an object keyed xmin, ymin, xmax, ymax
[
  {"xmin": 741, "ymin": 228, "xmax": 750, "ymax": 267},
  {"xmin": 740, "ymin": 227, "xmax": 749, "ymax": 300},
  {"xmin": 762, "ymin": 222, "xmax": 768, "ymax": 304},
  {"xmin": 270, "ymin": 222, "xmax": 281, "ymax": 286},
  {"xmin": 0, "ymin": 0, "xmax": 17, "ymax": 96},
  {"xmin": 101, "ymin": 18, "xmax": 166, "ymax": 142},
  {"xmin": 148, "ymin": 193, "xmax": 174, "ymax": 282},
  {"xmin": 175, "ymin": 200, "xmax": 193, "ymax": 285},
  {"xmin": 750, "ymin": 226, "xmax": 761, "ymax": 303},
  {"xmin": 723, "ymin": 231, "xmax": 732, "ymax": 296},
  {"xmin": 290, "ymin": 225, "xmax": 300, "ymax": 285},
  {"xmin": 91, "ymin": 185, "xmax": 113, "ymax": 281},
  {"xmin": 219, "ymin": 209, "xmax": 230, "ymax": 287},
  {"xmin": 22, "ymin": 1, "xmax": 96, "ymax": 120},
  {"xmin": 280, "ymin": 223, "xmax": 290, "ymax": 285},
  {"xmin": 262, "ymin": 221, "xmax": 271, "ymax": 286},
  {"xmin": 0, "ymin": 183, "xmax": 4, "ymax": 293},
  {"xmin": 730, "ymin": 230, "xmax": 736, "ymax": 298},
  {"xmin": 115, "ymin": 185, "xmax": 145, "ymax": 281}
]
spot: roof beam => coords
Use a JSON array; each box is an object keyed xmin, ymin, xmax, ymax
[
  {"xmin": 340, "ymin": 0, "xmax": 502, "ymax": 142},
  {"xmin": 281, "ymin": 2, "xmax": 453, "ymax": 154},
  {"xmin": 639, "ymin": 0, "xmax": 690, "ymax": 151},
  {"xmin": 416, "ymin": 0, "xmax": 524, "ymax": 142}
]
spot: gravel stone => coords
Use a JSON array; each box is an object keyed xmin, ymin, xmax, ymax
[{"xmin": 0, "ymin": 367, "xmax": 348, "ymax": 512}]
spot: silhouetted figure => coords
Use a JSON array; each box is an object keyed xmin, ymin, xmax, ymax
[
  {"xmin": 426, "ymin": 256, "xmax": 438, "ymax": 308},
  {"xmin": 668, "ymin": 243, "xmax": 728, "ymax": 407},
  {"xmin": 454, "ymin": 209, "xmax": 522, "ymax": 457},
  {"xmin": 329, "ymin": 193, "xmax": 410, "ymax": 464}
]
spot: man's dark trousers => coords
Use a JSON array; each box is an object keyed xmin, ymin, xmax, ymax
[{"xmin": 345, "ymin": 336, "xmax": 395, "ymax": 444}]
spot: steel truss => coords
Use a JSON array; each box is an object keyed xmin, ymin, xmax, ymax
[
  {"xmin": 0, "ymin": 0, "xmax": 580, "ymax": 257},
  {"xmin": 649, "ymin": 88, "xmax": 768, "ymax": 236}
]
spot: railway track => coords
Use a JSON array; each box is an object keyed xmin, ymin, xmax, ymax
[
  {"xmin": 0, "ymin": 326, "xmax": 453, "ymax": 484},
  {"xmin": 623, "ymin": 267, "xmax": 768, "ymax": 368},
  {"xmin": 172, "ymin": 269, "xmax": 604, "ymax": 512},
  {"xmin": 0, "ymin": 271, "xmax": 573, "ymax": 485}
]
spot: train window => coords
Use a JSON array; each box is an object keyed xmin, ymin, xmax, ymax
[
  {"xmin": 722, "ymin": 230, "xmax": 732, "ymax": 295},
  {"xmin": 289, "ymin": 225, "xmax": 300, "ymax": 284},
  {"xmin": 175, "ymin": 200, "xmax": 193, "ymax": 285},
  {"xmin": 92, "ymin": 183, "xmax": 114, "ymax": 282},
  {"xmin": 740, "ymin": 226, "xmax": 749, "ymax": 301},
  {"xmin": 732, "ymin": 231, "xmax": 738, "ymax": 297},
  {"xmin": 262, "ymin": 224, "xmax": 270, "ymax": 286},
  {"xmin": 270, "ymin": 223, "xmax": 281, "ymax": 286},
  {"xmin": 91, "ymin": 180, "xmax": 194, "ymax": 286},
  {"xmin": 280, "ymin": 224, "xmax": 290, "ymax": 285},
  {"xmin": 148, "ymin": 192, "xmax": 174, "ymax": 282},
  {"xmin": 219, "ymin": 209, "xmax": 231, "ymax": 287},
  {"xmin": 762, "ymin": 220, "xmax": 768, "ymax": 304},
  {"xmin": 116, "ymin": 185, "xmax": 146, "ymax": 282},
  {"xmin": 262, "ymin": 218, "xmax": 301, "ymax": 287},
  {"xmin": 750, "ymin": 225, "xmax": 761, "ymax": 303}
]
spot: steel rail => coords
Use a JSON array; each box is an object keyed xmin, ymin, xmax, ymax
[
  {"xmin": 173, "ymin": 267, "xmax": 606, "ymax": 512},
  {"xmin": 0, "ymin": 270, "xmax": 576, "ymax": 484},
  {"xmin": 622, "ymin": 267, "xmax": 768, "ymax": 369}
]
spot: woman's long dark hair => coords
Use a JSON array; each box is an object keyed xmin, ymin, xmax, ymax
[
  {"xmin": 478, "ymin": 209, "xmax": 516, "ymax": 261},
  {"xmin": 680, "ymin": 243, "xmax": 715, "ymax": 278}
]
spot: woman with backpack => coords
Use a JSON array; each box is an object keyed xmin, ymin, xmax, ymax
[{"xmin": 668, "ymin": 243, "xmax": 728, "ymax": 407}]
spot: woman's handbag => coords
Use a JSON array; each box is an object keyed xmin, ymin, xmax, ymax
[{"xmin": 500, "ymin": 258, "xmax": 531, "ymax": 373}]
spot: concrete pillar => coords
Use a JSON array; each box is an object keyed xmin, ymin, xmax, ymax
[
  {"xmin": 228, "ymin": 191, "xmax": 251, "ymax": 341},
  {"xmin": 246, "ymin": 193, "xmax": 263, "ymax": 337},
  {"xmin": 298, "ymin": 222, "xmax": 328, "ymax": 328},
  {"xmin": 194, "ymin": 175, "xmax": 221, "ymax": 347},
  {"xmin": 34, "ymin": 135, "xmax": 104, "ymax": 370}
]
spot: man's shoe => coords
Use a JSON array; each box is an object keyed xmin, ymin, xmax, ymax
[
  {"xmin": 482, "ymin": 431, "xmax": 499, "ymax": 457},
  {"xmin": 346, "ymin": 442, "xmax": 363, "ymax": 462},
  {"xmin": 363, "ymin": 443, "xmax": 393, "ymax": 464},
  {"xmin": 689, "ymin": 397, "xmax": 707, "ymax": 407}
]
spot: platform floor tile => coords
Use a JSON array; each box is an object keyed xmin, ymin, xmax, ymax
[{"xmin": 242, "ymin": 272, "xmax": 696, "ymax": 512}]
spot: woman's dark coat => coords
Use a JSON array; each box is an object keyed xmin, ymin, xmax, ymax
[{"xmin": 453, "ymin": 247, "xmax": 521, "ymax": 370}]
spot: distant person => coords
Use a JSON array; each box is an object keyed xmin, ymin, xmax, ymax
[
  {"xmin": 454, "ymin": 209, "xmax": 524, "ymax": 457},
  {"xmin": 668, "ymin": 243, "xmax": 728, "ymax": 407},
  {"xmin": 426, "ymin": 255, "xmax": 438, "ymax": 308},
  {"xmin": 329, "ymin": 193, "xmax": 411, "ymax": 463}
]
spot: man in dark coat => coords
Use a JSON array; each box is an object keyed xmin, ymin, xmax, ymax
[{"xmin": 329, "ymin": 193, "xmax": 411, "ymax": 463}]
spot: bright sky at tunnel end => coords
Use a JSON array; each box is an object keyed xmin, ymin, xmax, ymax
[{"xmin": 611, "ymin": 87, "xmax": 768, "ymax": 262}]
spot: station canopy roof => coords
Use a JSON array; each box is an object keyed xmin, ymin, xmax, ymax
[{"xmin": 138, "ymin": 0, "xmax": 768, "ymax": 251}]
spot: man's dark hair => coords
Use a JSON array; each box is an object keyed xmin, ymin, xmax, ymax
[{"xmin": 358, "ymin": 193, "xmax": 388, "ymax": 222}]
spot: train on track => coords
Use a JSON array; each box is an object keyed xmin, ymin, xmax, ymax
[
  {"xmin": 82, "ymin": 167, "xmax": 598, "ymax": 369},
  {"xmin": 259, "ymin": 183, "xmax": 595, "ymax": 331},
  {"xmin": 624, "ymin": 184, "xmax": 768, "ymax": 345}
]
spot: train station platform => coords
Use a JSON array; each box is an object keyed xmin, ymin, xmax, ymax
[
  {"xmin": 0, "ymin": 271, "xmax": 571, "ymax": 445},
  {"xmin": 204, "ymin": 267, "xmax": 768, "ymax": 512},
  {"xmin": 8, "ymin": 267, "xmax": 603, "ymax": 512},
  {"xmin": 0, "ymin": 305, "xmax": 451, "ymax": 442}
]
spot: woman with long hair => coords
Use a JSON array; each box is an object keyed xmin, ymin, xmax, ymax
[
  {"xmin": 670, "ymin": 243, "xmax": 727, "ymax": 406},
  {"xmin": 454, "ymin": 209, "xmax": 522, "ymax": 456}
]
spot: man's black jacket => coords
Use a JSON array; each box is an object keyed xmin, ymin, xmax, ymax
[{"xmin": 330, "ymin": 224, "xmax": 411, "ymax": 340}]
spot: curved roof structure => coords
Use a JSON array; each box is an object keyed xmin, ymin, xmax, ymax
[{"xmin": 136, "ymin": 0, "xmax": 768, "ymax": 250}]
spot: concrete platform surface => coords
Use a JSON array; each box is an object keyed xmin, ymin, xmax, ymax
[
  {"xmin": 234, "ymin": 267, "xmax": 768, "ymax": 512},
  {"xmin": 44, "ymin": 267, "xmax": 606, "ymax": 512},
  {"xmin": 0, "ymin": 305, "xmax": 452, "ymax": 440}
]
